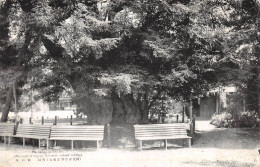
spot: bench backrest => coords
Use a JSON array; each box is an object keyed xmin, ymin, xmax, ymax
[
  {"xmin": 134, "ymin": 123, "xmax": 188, "ymax": 138},
  {"xmin": 16, "ymin": 124, "xmax": 52, "ymax": 138},
  {"xmin": 0, "ymin": 123, "xmax": 15, "ymax": 136},
  {"xmin": 50, "ymin": 125, "xmax": 104, "ymax": 140}
]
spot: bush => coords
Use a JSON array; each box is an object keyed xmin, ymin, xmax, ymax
[
  {"xmin": 238, "ymin": 112, "xmax": 257, "ymax": 127},
  {"xmin": 210, "ymin": 112, "xmax": 232, "ymax": 128},
  {"xmin": 210, "ymin": 111, "xmax": 257, "ymax": 128}
]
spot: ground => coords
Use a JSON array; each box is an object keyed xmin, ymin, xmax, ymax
[{"xmin": 0, "ymin": 120, "xmax": 259, "ymax": 167}]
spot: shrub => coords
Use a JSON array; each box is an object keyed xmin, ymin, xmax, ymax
[
  {"xmin": 238, "ymin": 112, "xmax": 257, "ymax": 127},
  {"xmin": 210, "ymin": 111, "xmax": 257, "ymax": 128},
  {"xmin": 210, "ymin": 112, "xmax": 233, "ymax": 128}
]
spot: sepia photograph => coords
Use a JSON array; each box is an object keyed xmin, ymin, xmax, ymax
[{"xmin": 0, "ymin": 0, "xmax": 260, "ymax": 166}]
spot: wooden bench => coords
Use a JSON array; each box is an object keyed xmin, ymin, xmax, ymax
[
  {"xmin": 134, "ymin": 123, "xmax": 191, "ymax": 150},
  {"xmin": 10, "ymin": 124, "xmax": 52, "ymax": 149},
  {"xmin": 49, "ymin": 125, "xmax": 104, "ymax": 150},
  {"xmin": 0, "ymin": 123, "xmax": 15, "ymax": 144}
]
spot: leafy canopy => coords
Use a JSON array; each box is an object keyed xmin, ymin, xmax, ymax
[{"xmin": 0, "ymin": 0, "xmax": 259, "ymax": 104}]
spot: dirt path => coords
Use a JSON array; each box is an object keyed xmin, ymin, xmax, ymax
[
  {"xmin": 0, "ymin": 120, "xmax": 259, "ymax": 167},
  {"xmin": 194, "ymin": 120, "xmax": 260, "ymax": 150}
]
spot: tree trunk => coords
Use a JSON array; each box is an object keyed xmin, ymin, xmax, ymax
[
  {"xmin": 70, "ymin": 76, "xmax": 148, "ymax": 125},
  {"xmin": 256, "ymin": 73, "xmax": 260, "ymax": 118},
  {"xmin": 110, "ymin": 91, "xmax": 126, "ymax": 124},
  {"xmin": 120, "ymin": 94, "xmax": 141, "ymax": 124},
  {"xmin": 76, "ymin": 94, "xmax": 113, "ymax": 125},
  {"xmin": 111, "ymin": 92, "xmax": 150, "ymax": 124},
  {"xmin": 0, "ymin": 84, "xmax": 14, "ymax": 122},
  {"xmin": 76, "ymin": 92, "xmax": 145, "ymax": 125},
  {"xmin": 136, "ymin": 93, "xmax": 149, "ymax": 124}
]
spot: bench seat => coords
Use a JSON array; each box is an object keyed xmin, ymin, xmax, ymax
[
  {"xmin": 49, "ymin": 137, "xmax": 102, "ymax": 141},
  {"xmin": 0, "ymin": 123, "xmax": 15, "ymax": 144},
  {"xmin": 135, "ymin": 135, "xmax": 191, "ymax": 141},
  {"xmin": 9, "ymin": 124, "xmax": 52, "ymax": 149},
  {"xmin": 134, "ymin": 123, "xmax": 191, "ymax": 150},
  {"xmin": 49, "ymin": 125, "xmax": 104, "ymax": 150},
  {"xmin": 11, "ymin": 135, "xmax": 49, "ymax": 139}
]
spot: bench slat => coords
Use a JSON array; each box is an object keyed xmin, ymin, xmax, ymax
[
  {"xmin": 136, "ymin": 136, "xmax": 192, "ymax": 140},
  {"xmin": 15, "ymin": 135, "xmax": 49, "ymax": 139},
  {"xmin": 50, "ymin": 131, "xmax": 103, "ymax": 134},
  {"xmin": 135, "ymin": 132, "xmax": 187, "ymax": 135},
  {"xmin": 135, "ymin": 132, "xmax": 187, "ymax": 134},
  {"xmin": 51, "ymin": 136, "xmax": 103, "ymax": 138},
  {"xmin": 51, "ymin": 126, "xmax": 103, "ymax": 129},
  {"xmin": 135, "ymin": 129, "xmax": 187, "ymax": 132},
  {"xmin": 51, "ymin": 130, "xmax": 104, "ymax": 132},
  {"xmin": 51, "ymin": 135, "xmax": 103, "ymax": 137},
  {"xmin": 51, "ymin": 132, "xmax": 104, "ymax": 134},
  {"xmin": 50, "ymin": 137, "xmax": 103, "ymax": 140}
]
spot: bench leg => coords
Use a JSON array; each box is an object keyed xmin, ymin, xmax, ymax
[
  {"xmin": 47, "ymin": 140, "xmax": 49, "ymax": 150},
  {"xmin": 139, "ymin": 140, "xmax": 142, "ymax": 151},
  {"xmin": 39, "ymin": 139, "xmax": 41, "ymax": 149},
  {"xmin": 188, "ymin": 138, "xmax": 191, "ymax": 148},
  {"xmin": 164, "ymin": 139, "xmax": 168, "ymax": 150},
  {"xmin": 183, "ymin": 139, "xmax": 185, "ymax": 147},
  {"xmin": 135, "ymin": 140, "xmax": 138, "ymax": 148},
  {"xmin": 8, "ymin": 137, "xmax": 11, "ymax": 145},
  {"xmin": 96, "ymin": 141, "xmax": 99, "ymax": 149},
  {"xmin": 23, "ymin": 138, "xmax": 25, "ymax": 147},
  {"xmin": 71, "ymin": 140, "xmax": 74, "ymax": 150},
  {"xmin": 75, "ymin": 141, "xmax": 78, "ymax": 149}
]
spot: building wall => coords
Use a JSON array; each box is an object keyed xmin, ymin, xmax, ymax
[{"xmin": 199, "ymin": 96, "xmax": 216, "ymax": 118}]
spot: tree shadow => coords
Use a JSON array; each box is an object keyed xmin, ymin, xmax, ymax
[{"xmin": 192, "ymin": 126, "xmax": 260, "ymax": 150}]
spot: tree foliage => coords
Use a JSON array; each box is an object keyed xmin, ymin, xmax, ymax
[{"xmin": 0, "ymin": 0, "xmax": 259, "ymax": 124}]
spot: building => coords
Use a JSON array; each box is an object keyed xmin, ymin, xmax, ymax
[
  {"xmin": 193, "ymin": 86, "xmax": 237, "ymax": 118},
  {"xmin": 48, "ymin": 97, "xmax": 76, "ymax": 111}
]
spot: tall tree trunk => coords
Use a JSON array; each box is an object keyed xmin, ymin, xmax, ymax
[
  {"xmin": 110, "ymin": 91, "xmax": 126, "ymax": 124},
  {"xmin": 69, "ymin": 74, "xmax": 147, "ymax": 125},
  {"xmin": 76, "ymin": 94, "xmax": 113, "ymax": 125},
  {"xmin": 255, "ymin": 1, "xmax": 260, "ymax": 118},
  {"xmin": 257, "ymin": 74, "xmax": 260, "ymax": 118},
  {"xmin": 75, "ymin": 92, "xmax": 144, "ymax": 125},
  {"xmin": 120, "ymin": 93, "xmax": 141, "ymax": 124},
  {"xmin": 136, "ymin": 93, "xmax": 149, "ymax": 124},
  {"xmin": 0, "ymin": 84, "xmax": 14, "ymax": 122}
]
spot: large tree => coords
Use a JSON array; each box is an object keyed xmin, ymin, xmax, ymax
[{"xmin": 0, "ymin": 0, "xmax": 259, "ymax": 123}]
